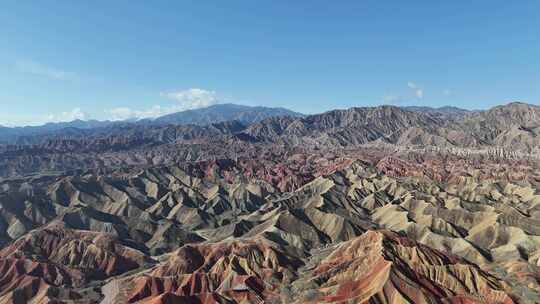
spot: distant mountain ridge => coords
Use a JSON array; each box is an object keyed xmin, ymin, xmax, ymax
[
  {"xmin": 0, "ymin": 103, "xmax": 303, "ymax": 144},
  {"xmin": 153, "ymin": 103, "xmax": 303, "ymax": 125},
  {"xmin": 0, "ymin": 120, "xmax": 116, "ymax": 143},
  {"xmin": 242, "ymin": 102, "xmax": 540, "ymax": 153},
  {"xmin": 402, "ymin": 105, "xmax": 474, "ymax": 119},
  {"xmin": 1, "ymin": 101, "xmax": 539, "ymax": 304},
  {"xmin": 2, "ymin": 101, "xmax": 540, "ymax": 178}
]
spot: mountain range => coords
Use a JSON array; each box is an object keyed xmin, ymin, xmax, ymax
[
  {"xmin": 0, "ymin": 103, "xmax": 303, "ymax": 144},
  {"xmin": 0, "ymin": 101, "xmax": 539, "ymax": 303},
  {"xmin": 1, "ymin": 101, "xmax": 539, "ymax": 178},
  {"xmin": 152, "ymin": 103, "xmax": 303, "ymax": 125}
]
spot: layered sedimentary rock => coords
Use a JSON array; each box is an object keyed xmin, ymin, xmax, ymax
[
  {"xmin": 0, "ymin": 154, "xmax": 537, "ymax": 302},
  {"xmin": 294, "ymin": 230, "xmax": 514, "ymax": 304},
  {"xmin": 0, "ymin": 102, "xmax": 539, "ymax": 302},
  {"xmin": 2, "ymin": 102, "xmax": 540, "ymax": 178}
]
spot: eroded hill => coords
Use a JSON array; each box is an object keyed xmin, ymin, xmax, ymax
[{"xmin": 0, "ymin": 150, "xmax": 538, "ymax": 303}]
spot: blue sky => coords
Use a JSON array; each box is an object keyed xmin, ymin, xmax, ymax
[{"xmin": 1, "ymin": 1, "xmax": 539, "ymax": 125}]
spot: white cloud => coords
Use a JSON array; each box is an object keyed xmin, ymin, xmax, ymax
[
  {"xmin": 0, "ymin": 108, "xmax": 89, "ymax": 126},
  {"xmin": 3, "ymin": 88, "xmax": 222, "ymax": 126},
  {"xmin": 15, "ymin": 60, "xmax": 77, "ymax": 81},
  {"xmin": 160, "ymin": 88, "xmax": 218, "ymax": 110},
  {"xmin": 47, "ymin": 108, "xmax": 87, "ymax": 122},
  {"xmin": 105, "ymin": 107, "xmax": 140, "ymax": 121},
  {"xmin": 105, "ymin": 105, "xmax": 174, "ymax": 121},
  {"xmin": 407, "ymin": 81, "xmax": 424, "ymax": 99},
  {"xmin": 443, "ymin": 89, "xmax": 452, "ymax": 96},
  {"xmin": 382, "ymin": 95, "xmax": 404, "ymax": 105},
  {"xmin": 104, "ymin": 88, "xmax": 222, "ymax": 121}
]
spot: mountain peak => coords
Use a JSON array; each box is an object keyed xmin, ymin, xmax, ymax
[
  {"xmin": 489, "ymin": 101, "xmax": 540, "ymax": 114},
  {"xmin": 154, "ymin": 103, "xmax": 303, "ymax": 125}
]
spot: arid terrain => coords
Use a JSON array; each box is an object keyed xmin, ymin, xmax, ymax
[{"xmin": 1, "ymin": 102, "xmax": 540, "ymax": 303}]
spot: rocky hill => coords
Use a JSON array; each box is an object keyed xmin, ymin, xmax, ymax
[
  {"xmin": 2, "ymin": 102, "xmax": 540, "ymax": 178},
  {"xmin": 0, "ymin": 104, "xmax": 302, "ymax": 145},
  {"xmin": 154, "ymin": 103, "xmax": 303, "ymax": 125},
  {"xmin": 0, "ymin": 102, "xmax": 539, "ymax": 303},
  {"xmin": 0, "ymin": 150, "xmax": 537, "ymax": 302}
]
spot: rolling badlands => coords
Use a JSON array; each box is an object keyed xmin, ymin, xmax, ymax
[{"xmin": 0, "ymin": 102, "xmax": 539, "ymax": 303}]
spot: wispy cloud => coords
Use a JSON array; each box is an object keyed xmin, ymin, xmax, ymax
[
  {"xmin": 4, "ymin": 88, "xmax": 223, "ymax": 126},
  {"xmin": 407, "ymin": 82, "xmax": 424, "ymax": 99},
  {"xmin": 443, "ymin": 89, "xmax": 452, "ymax": 96},
  {"xmin": 47, "ymin": 108, "xmax": 87, "ymax": 122},
  {"xmin": 105, "ymin": 88, "xmax": 222, "ymax": 121},
  {"xmin": 407, "ymin": 82, "xmax": 417, "ymax": 89},
  {"xmin": 15, "ymin": 59, "xmax": 77, "ymax": 81},
  {"xmin": 160, "ymin": 88, "xmax": 218, "ymax": 109},
  {"xmin": 382, "ymin": 82, "xmax": 426, "ymax": 105},
  {"xmin": 1, "ymin": 108, "xmax": 88, "ymax": 127},
  {"xmin": 382, "ymin": 95, "xmax": 404, "ymax": 105},
  {"xmin": 105, "ymin": 105, "xmax": 171, "ymax": 121}
]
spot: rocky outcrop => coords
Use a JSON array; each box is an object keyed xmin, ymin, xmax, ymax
[
  {"xmin": 0, "ymin": 103, "xmax": 540, "ymax": 302},
  {"xmin": 2, "ymin": 102, "xmax": 540, "ymax": 178},
  {"xmin": 293, "ymin": 230, "xmax": 515, "ymax": 304}
]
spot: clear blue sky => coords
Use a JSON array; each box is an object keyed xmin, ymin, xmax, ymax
[{"xmin": 1, "ymin": 1, "xmax": 539, "ymax": 125}]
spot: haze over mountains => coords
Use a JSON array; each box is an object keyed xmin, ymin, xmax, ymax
[
  {"xmin": 1, "ymin": 101, "xmax": 540, "ymax": 303},
  {"xmin": 1, "ymin": 101, "xmax": 538, "ymax": 178},
  {"xmin": 0, "ymin": 104, "xmax": 303, "ymax": 143}
]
